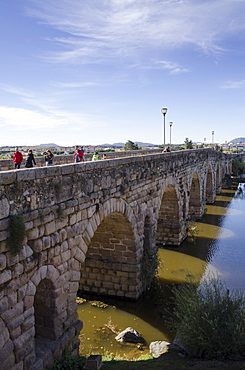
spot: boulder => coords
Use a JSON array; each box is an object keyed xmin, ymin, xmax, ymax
[
  {"xmin": 149, "ymin": 340, "xmax": 170, "ymax": 358},
  {"xmin": 115, "ymin": 327, "xmax": 143, "ymax": 343}
]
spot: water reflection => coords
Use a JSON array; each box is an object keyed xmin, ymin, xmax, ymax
[
  {"xmin": 78, "ymin": 180, "xmax": 245, "ymax": 357},
  {"xmin": 179, "ymin": 181, "xmax": 245, "ymax": 291}
]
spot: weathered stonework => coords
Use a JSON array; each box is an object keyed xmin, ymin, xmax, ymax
[{"xmin": 0, "ymin": 149, "xmax": 232, "ymax": 369}]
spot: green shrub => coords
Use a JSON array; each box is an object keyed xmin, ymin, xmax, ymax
[
  {"xmin": 140, "ymin": 246, "xmax": 159, "ymax": 291},
  {"xmin": 7, "ymin": 215, "xmax": 26, "ymax": 255},
  {"xmin": 232, "ymin": 160, "xmax": 245, "ymax": 176},
  {"xmin": 52, "ymin": 352, "xmax": 85, "ymax": 369},
  {"xmin": 167, "ymin": 279, "xmax": 245, "ymax": 360}
]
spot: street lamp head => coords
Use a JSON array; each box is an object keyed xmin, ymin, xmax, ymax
[
  {"xmin": 169, "ymin": 121, "xmax": 173, "ymax": 127},
  {"xmin": 161, "ymin": 108, "xmax": 167, "ymax": 115}
]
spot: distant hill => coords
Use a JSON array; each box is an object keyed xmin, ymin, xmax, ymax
[
  {"xmin": 101, "ymin": 142, "xmax": 157, "ymax": 147},
  {"xmin": 135, "ymin": 142, "xmax": 156, "ymax": 147},
  {"xmin": 39, "ymin": 143, "xmax": 60, "ymax": 147},
  {"xmin": 229, "ymin": 137, "xmax": 245, "ymax": 144}
]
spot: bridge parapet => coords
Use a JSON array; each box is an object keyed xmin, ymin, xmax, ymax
[{"xmin": 0, "ymin": 148, "xmax": 164, "ymax": 172}]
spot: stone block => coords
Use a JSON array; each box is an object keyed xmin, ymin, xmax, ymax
[
  {"xmin": 43, "ymin": 236, "xmax": 51, "ymax": 250},
  {"xmin": 0, "ymin": 230, "xmax": 8, "ymax": 242},
  {"xmin": 29, "ymin": 238, "xmax": 43, "ymax": 253},
  {"xmin": 61, "ymin": 249, "xmax": 71, "ymax": 263},
  {"xmin": 0, "ymin": 254, "xmax": 7, "ymax": 271},
  {"xmin": 61, "ymin": 240, "xmax": 68, "ymax": 252},
  {"xmin": 7, "ymin": 314, "xmax": 25, "ymax": 332},
  {"xmin": 7, "ymin": 291, "xmax": 17, "ymax": 307},
  {"xmin": 56, "ymin": 271, "xmax": 71, "ymax": 288},
  {"xmin": 51, "ymin": 231, "xmax": 60, "ymax": 246},
  {"xmin": 0, "ymin": 326, "xmax": 9, "ymax": 347},
  {"xmin": 46, "ymin": 265, "xmax": 60, "ymax": 281},
  {"xmin": 10, "ymin": 325, "xmax": 21, "ymax": 341},
  {"xmin": 0, "ymin": 269, "xmax": 12, "ymax": 286},
  {"xmin": 69, "ymin": 281, "xmax": 79, "ymax": 293},
  {"xmin": 0, "ymin": 339, "xmax": 14, "ymax": 362},
  {"xmin": 54, "ymin": 244, "xmax": 61, "ymax": 256},
  {"xmin": 13, "ymin": 263, "xmax": 24, "ymax": 278},
  {"xmin": 0, "ymin": 218, "xmax": 9, "ymax": 232},
  {"xmin": 15, "ymin": 338, "xmax": 35, "ymax": 363},
  {"xmin": 75, "ymin": 248, "xmax": 85, "ymax": 263},
  {"xmin": 69, "ymin": 214, "xmax": 77, "ymax": 225},
  {"xmin": 0, "ymin": 198, "xmax": 10, "ymax": 219},
  {"xmin": 44, "ymin": 221, "xmax": 56, "ymax": 235},
  {"xmin": 83, "ymin": 354, "xmax": 103, "ymax": 370},
  {"xmin": 59, "ymin": 228, "xmax": 67, "ymax": 242},
  {"xmin": 1, "ymin": 352, "xmax": 15, "ymax": 368},
  {"xmin": 71, "ymin": 270, "xmax": 80, "ymax": 282},
  {"xmin": 1, "ymin": 301, "xmax": 23, "ymax": 323},
  {"xmin": 57, "ymin": 262, "xmax": 68, "ymax": 275},
  {"xmin": 23, "ymin": 295, "xmax": 34, "ymax": 310},
  {"xmin": 0, "ymin": 171, "xmax": 17, "ymax": 185},
  {"xmin": 6, "ymin": 251, "xmax": 19, "ymax": 266},
  {"xmin": 26, "ymin": 227, "xmax": 39, "ymax": 240},
  {"xmin": 22, "ymin": 314, "xmax": 35, "ymax": 331},
  {"xmin": 51, "ymin": 255, "xmax": 62, "ymax": 267}
]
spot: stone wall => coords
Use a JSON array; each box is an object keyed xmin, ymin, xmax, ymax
[
  {"xmin": 0, "ymin": 149, "xmax": 231, "ymax": 369},
  {"xmin": 0, "ymin": 149, "xmax": 163, "ymax": 172}
]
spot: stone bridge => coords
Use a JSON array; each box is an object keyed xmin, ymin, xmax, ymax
[{"xmin": 0, "ymin": 149, "xmax": 233, "ymax": 369}]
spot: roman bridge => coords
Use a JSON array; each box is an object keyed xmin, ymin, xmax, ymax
[{"xmin": 0, "ymin": 149, "xmax": 233, "ymax": 369}]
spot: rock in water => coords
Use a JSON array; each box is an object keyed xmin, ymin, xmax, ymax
[
  {"xmin": 149, "ymin": 341, "xmax": 171, "ymax": 358},
  {"xmin": 115, "ymin": 327, "xmax": 143, "ymax": 343}
]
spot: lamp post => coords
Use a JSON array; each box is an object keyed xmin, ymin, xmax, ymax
[
  {"xmin": 212, "ymin": 131, "xmax": 214, "ymax": 145},
  {"xmin": 161, "ymin": 108, "xmax": 167, "ymax": 148},
  {"xmin": 169, "ymin": 121, "xmax": 173, "ymax": 148}
]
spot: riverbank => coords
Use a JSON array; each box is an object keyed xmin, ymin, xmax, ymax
[{"xmin": 78, "ymin": 350, "xmax": 245, "ymax": 369}]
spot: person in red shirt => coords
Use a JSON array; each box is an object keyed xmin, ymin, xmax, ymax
[
  {"xmin": 73, "ymin": 146, "xmax": 84, "ymax": 163},
  {"xmin": 13, "ymin": 147, "xmax": 23, "ymax": 169}
]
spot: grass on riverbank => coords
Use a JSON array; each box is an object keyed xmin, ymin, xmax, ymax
[
  {"xmin": 62, "ymin": 351, "xmax": 245, "ymax": 370},
  {"xmin": 100, "ymin": 351, "xmax": 245, "ymax": 369}
]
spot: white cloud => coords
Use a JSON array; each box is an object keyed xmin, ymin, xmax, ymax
[
  {"xmin": 0, "ymin": 106, "xmax": 66, "ymax": 129},
  {"xmin": 25, "ymin": 0, "xmax": 245, "ymax": 66},
  {"xmin": 0, "ymin": 84, "xmax": 34, "ymax": 98},
  {"xmin": 152, "ymin": 60, "xmax": 190, "ymax": 74},
  {"xmin": 0, "ymin": 105, "xmax": 103, "ymax": 131},
  {"xmin": 51, "ymin": 81, "xmax": 100, "ymax": 88},
  {"xmin": 220, "ymin": 79, "xmax": 245, "ymax": 89}
]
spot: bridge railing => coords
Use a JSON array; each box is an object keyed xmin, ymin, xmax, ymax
[{"xmin": 0, "ymin": 148, "xmax": 165, "ymax": 172}]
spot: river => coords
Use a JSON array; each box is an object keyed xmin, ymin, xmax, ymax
[{"xmin": 77, "ymin": 180, "xmax": 245, "ymax": 358}]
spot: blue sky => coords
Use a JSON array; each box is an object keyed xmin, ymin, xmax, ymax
[{"xmin": 1, "ymin": 0, "xmax": 245, "ymax": 147}]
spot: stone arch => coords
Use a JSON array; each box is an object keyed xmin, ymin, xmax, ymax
[
  {"xmin": 75, "ymin": 198, "xmax": 138, "ymax": 266},
  {"xmin": 34, "ymin": 278, "xmax": 57, "ymax": 340},
  {"xmin": 189, "ymin": 172, "xmax": 202, "ymax": 219},
  {"xmin": 206, "ymin": 165, "xmax": 215, "ymax": 203},
  {"xmin": 79, "ymin": 198, "xmax": 142, "ymax": 299},
  {"xmin": 29, "ymin": 265, "xmax": 82, "ymax": 369},
  {"xmin": 156, "ymin": 184, "xmax": 185, "ymax": 246}
]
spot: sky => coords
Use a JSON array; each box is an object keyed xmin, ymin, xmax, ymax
[{"xmin": 1, "ymin": 0, "xmax": 245, "ymax": 147}]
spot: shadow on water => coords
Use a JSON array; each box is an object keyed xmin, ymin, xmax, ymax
[{"xmin": 77, "ymin": 179, "xmax": 245, "ymax": 358}]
